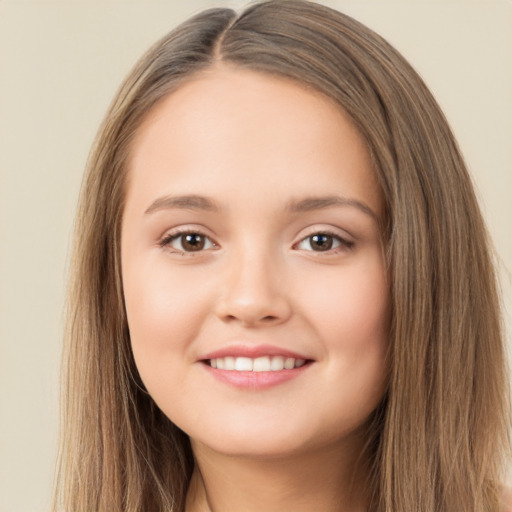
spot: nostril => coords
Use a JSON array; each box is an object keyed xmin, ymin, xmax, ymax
[{"xmin": 215, "ymin": 292, "xmax": 292, "ymax": 326}]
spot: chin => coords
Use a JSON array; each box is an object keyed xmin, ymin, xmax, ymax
[
  {"xmin": 195, "ymin": 437, "xmax": 312, "ymax": 460},
  {"xmin": 188, "ymin": 415, "xmax": 364, "ymax": 461}
]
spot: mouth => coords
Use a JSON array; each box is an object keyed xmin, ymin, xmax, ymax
[
  {"xmin": 199, "ymin": 347, "xmax": 314, "ymax": 389},
  {"xmin": 199, "ymin": 345, "xmax": 314, "ymax": 389},
  {"xmin": 204, "ymin": 355, "xmax": 309, "ymax": 372}
]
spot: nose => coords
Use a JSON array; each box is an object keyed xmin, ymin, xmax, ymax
[{"xmin": 214, "ymin": 247, "xmax": 292, "ymax": 327}]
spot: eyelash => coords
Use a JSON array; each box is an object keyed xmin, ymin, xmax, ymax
[
  {"xmin": 295, "ymin": 230, "xmax": 354, "ymax": 253},
  {"xmin": 158, "ymin": 229, "xmax": 354, "ymax": 255},
  {"xmin": 158, "ymin": 228, "xmax": 217, "ymax": 255}
]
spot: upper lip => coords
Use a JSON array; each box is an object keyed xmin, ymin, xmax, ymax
[{"xmin": 200, "ymin": 344, "xmax": 313, "ymax": 361}]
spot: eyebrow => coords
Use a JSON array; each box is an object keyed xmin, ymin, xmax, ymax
[
  {"xmin": 144, "ymin": 193, "xmax": 378, "ymax": 221},
  {"xmin": 286, "ymin": 196, "xmax": 378, "ymax": 222},
  {"xmin": 145, "ymin": 194, "xmax": 219, "ymax": 214}
]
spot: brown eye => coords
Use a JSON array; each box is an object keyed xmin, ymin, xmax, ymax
[
  {"xmin": 161, "ymin": 231, "xmax": 216, "ymax": 253},
  {"xmin": 296, "ymin": 232, "xmax": 354, "ymax": 253},
  {"xmin": 309, "ymin": 234, "xmax": 333, "ymax": 251},
  {"xmin": 181, "ymin": 233, "xmax": 206, "ymax": 251}
]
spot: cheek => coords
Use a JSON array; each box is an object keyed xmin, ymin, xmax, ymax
[
  {"xmin": 304, "ymin": 258, "xmax": 388, "ymax": 340},
  {"xmin": 123, "ymin": 258, "xmax": 212, "ymax": 364},
  {"xmin": 299, "ymin": 253, "xmax": 389, "ymax": 391}
]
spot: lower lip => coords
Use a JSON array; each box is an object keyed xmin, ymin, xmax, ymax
[{"xmin": 201, "ymin": 362, "xmax": 312, "ymax": 390}]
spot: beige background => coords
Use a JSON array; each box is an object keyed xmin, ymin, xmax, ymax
[{"xmin": 0, "ymin": 1, "xmax": 510, "ymax": 511}]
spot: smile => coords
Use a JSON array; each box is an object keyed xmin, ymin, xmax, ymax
[
  {"xmin": 199, "ymin": 345, "xmax": 314, "ymax": 389},
  {"xmin": 208, "ymin": 356, "xmax": 307, "ymax": 372}
]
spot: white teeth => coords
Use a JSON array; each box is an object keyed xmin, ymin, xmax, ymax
[
  {"xmin": 235, "ymin": 357, "xmax": 253, "ymax": 371},
  {"xmin": 284, "ymin": 357, "xmax": 295, "ymax": 370},
  {"xmin": 209, "ymin": 355, "xmax": 308, "ymax": 372},
  {"xmin": 271, "ymin": 356, "xmax": 284, "ymax": 371},
  {"xmin": 224, "ymin": 356, "xmax": 236, "ymax": 370},
  {"xmin": 253, "ymin": 356, "xmax": 271, "ymax": 372}
]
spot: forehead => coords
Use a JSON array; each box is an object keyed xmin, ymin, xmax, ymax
[{"xmin": 125, "ymin": 65, "xmax": 382, "ymax": 217}]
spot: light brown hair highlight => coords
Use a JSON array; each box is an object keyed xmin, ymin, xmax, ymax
[{"xmin": 53, "ymin": 2, "xmax": 510, "ymax": 511}]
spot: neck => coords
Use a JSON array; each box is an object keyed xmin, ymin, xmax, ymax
[{"xmin": 185, "ymin": 436, "xmax": 372, "ymax": 512}]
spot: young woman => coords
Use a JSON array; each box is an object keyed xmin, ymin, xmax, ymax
[{"xmin": 53, "ymin": 1, "xmax": 511, "ymax": 511}]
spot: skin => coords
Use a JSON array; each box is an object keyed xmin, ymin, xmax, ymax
[{"xmin": 121, "ymin": 64, "xmax": 390, "ymax": 512}]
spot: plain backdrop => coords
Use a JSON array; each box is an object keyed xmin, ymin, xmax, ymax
[{"xmin": 0, "ymin": 1, "xmax": 511, "ymax": 511}]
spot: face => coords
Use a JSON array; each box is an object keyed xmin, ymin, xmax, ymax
[{"xmin": 121, "ymin": 66, "xmax": 389, "ymax": 458}]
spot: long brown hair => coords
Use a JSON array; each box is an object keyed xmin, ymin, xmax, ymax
[{"xmin": 53, "ymin": 1, "xmax": 510, "ymax": 510}]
